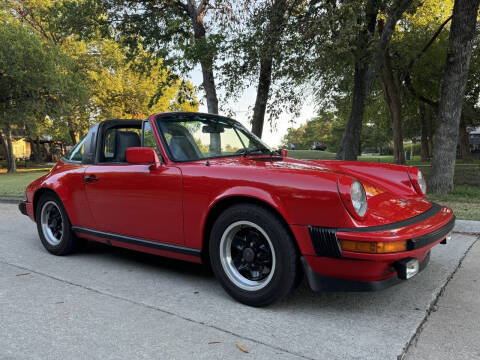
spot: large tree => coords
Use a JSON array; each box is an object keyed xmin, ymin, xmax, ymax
[
  {"xmin": 5, "ymin": 0, "xmax": 197, "ymax": 146},
  {"xmin": 250, "ymin": 0, "xmax": 289, "ymax": 137},
  {"xmin": 378, "ymin": 0, "xmax": 454, "ymax": 164},
  {"xmin": 428, "ymin": 0, "xmax": 480, "ymax": 194},
  {"xmin": 0, "ymin": 21, "xmax": 70, "ymax": 172},
  {"xmin": 334, "ymin": 0, "xmax": 415, "ymax": 160},
  {"xmin": 103, "ymin": 0, "xmax": 227, "ymax": 114}
]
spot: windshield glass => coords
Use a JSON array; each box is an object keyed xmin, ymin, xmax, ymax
[{"xmin": 157, "ymin": 114, "xmax": 271, "ymax": 162}]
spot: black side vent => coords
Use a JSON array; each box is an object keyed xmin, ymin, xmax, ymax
[{"xmin": 308, "ymin": 227, "xmax": 342, "ymax": 258}]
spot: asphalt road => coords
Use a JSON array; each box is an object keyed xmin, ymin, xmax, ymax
[{"xmin": 0, "ymin": 202, "xmax": 478, "ymax": 360}]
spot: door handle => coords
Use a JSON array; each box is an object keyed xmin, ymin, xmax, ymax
[{"xmin": 84, "ymin": 175, "xmax": 99, "ymax": 183}]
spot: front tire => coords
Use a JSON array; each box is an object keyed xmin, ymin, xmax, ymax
[
  {"xmin": 209, "ymin": 204, "xmax": 299, "ymax": 306},
  {"xmin": 36, "ymin": 193, "xmax": 80, "ymax": 255}
]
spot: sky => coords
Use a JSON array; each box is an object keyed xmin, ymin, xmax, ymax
[{"xmin": 188, "ymin": 67, "xmax": 316, "ymax": 148}]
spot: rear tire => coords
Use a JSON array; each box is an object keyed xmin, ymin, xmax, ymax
[
  {"xmin": 209, "ymin": 204, "xmax": 299, "ymax": 306},
  {"xmin": 36, "ymin": 193, "xmax": 80, "ymax": 255}
]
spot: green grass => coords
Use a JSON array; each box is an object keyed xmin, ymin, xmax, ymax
[
  {"xmin": 0, "ymin": 171, "xmax": 48, "ymax": 198},
  {"xmin": 428, "ymin": 186, "xmax": 480, "ymax": 221},
  {"xmin": 288, "ymin": 150, "xmax": 337, "ymax": 160},
  {"xmin": 0, "ymin": 160, "xmax": 54, "ymax": 169}
]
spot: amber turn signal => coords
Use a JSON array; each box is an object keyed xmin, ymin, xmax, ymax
[{"xmin": 340, "ymin": 239, "xmax": 407, "ymax": 254}]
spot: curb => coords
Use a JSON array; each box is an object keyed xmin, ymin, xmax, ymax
[
  {"xmin": 0, "ymin": 197, "xmax": 23, "ymax": 204},
  {"xmin": 454, "ymin": 220, "xmax": 480, "ymax": 234}
]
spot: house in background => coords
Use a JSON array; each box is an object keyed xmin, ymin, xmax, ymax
[
  {"xmin": 0, "ymin": 128, "xmax": 31, "ymax": 161},
  {"xmin": 0, "ymin": 127, "xmax": 65, "ymax": 163},
  {"xmin": 470, "ymin": 126, "xmax": 480, "ymax": 152},
  {"xmin": 11, "ymin": 138, "xmax": 32, "ymax": 159}
]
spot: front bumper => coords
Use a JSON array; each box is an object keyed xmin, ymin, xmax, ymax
[
  {"xmin": 19, "ymin": 201, "xmax": 27, "ymax": 216},
  {"xmin": 291, "ymin": 203, "xmax": 454, "ymax": 290},
  {"xmin": 301, "ymin": 252, "xmax": 430, "ymax": 292},
  {"xmin": 19, "ymin": 200, "xmax": 35, "ymax": 221}
]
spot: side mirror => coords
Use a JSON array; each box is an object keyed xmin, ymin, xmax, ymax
[{"xmin": 126, "ymin": 147, "xmax": 161, "ymax": 169}]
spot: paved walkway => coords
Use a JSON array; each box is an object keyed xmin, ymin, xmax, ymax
[{"xmin": 406, "ymin": 239, "xmax": 480, "ymax": 360}]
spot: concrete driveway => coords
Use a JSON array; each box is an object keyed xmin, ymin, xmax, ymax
[{"xmin": 0, "ymin": 202, "xmax": 478, "ymax": 360}]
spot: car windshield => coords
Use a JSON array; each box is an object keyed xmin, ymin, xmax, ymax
[{"xmin": 157, "ymin": 114, "xmax": 272, "ymax": 162}]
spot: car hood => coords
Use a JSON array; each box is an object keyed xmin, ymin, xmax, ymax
[{"xmin": 203, "ymin": 156, "xmax": 431, "ymax": 227}]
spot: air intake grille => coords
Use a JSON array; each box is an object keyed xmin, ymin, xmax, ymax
[{"xmin": 308, "ymin": 227, "xmax": 342, "ymax": 258}]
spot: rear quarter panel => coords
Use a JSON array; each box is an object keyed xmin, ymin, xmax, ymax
[{"xmin": 27, "ymin": 161, "xmax": 95, "ymax": 228}]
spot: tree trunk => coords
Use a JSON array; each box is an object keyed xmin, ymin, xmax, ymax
[
  {"xmin": 459, "ymin": 114, "xmax": 472, "ymax": 160},
  {"xmin": 199, "ymin": 56, "xmax": 218, "ymax": 114},
  {"xmin": 250, "ymin": 0, "xmax": 287, "ymax": 138},
  {"xmin": 336, "ymin": 0, "xmax": 415, "ymax": 160},
  {"xmin": 336, "ymin": 64, "xmax": 369, "ymax": 160},
  {"xmin": 251, "ymin": 58, "xmax": 273, "ymax": 137},
  {"xmin": 428, "ymin": 106, "xmax": 436, "ymax": 155},
  {"xmin": 419, "ymin": 102, "xmax": 430, "ymax": 161},
  {"xmin": 380, "ymin": 48, "xmax": 405, "ymax": 164},
  {"xmin": 429, "ymin": 0, "xmax": 480, "ymax": 194},
  {"xmin": 2, "ymin": 125, "xmax": 16, "ymax": 173},
  {"xmin": 0, "ymin": 129, "xmax": 10, "ymax": 168},
  {"xmin": 68, "ymin": 126, "xmax": 77, "ymax": 145},
  {"xmin": 31, "ymin": 139, "xmax": 41, "ymax": 163},
  {"xmin": 186, "ymin": 0, "xmax": 218, "ymax": 115}
]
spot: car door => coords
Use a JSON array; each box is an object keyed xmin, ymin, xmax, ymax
[{"xmin": 83, "ymin": 121, "xmax": 184, "ymax": 245}]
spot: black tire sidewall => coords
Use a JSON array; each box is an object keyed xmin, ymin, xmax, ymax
[
  {"xmin": 36, "ymin": 193, "xmax": 77, "ymax": 255},
  {"xmin": 209, "ymin": 204, "xmax": 298, "ymax": 306}
]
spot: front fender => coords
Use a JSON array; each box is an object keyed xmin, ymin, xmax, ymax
[{"xmin": 208, "ymin": 186, "xmax": 292, "ymax": 223}]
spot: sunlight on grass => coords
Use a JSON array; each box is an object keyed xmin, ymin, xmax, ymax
[
  {"xmin": 429, "ymin": 186, "xmax": 480, "ymax": 221},
  {"xmin": 0, "ymin": 171, "xmax": 48, "ymax": 198},
  {"xmin": 287, "ymin": 150, "xmax": 336, "ymax": 160}
]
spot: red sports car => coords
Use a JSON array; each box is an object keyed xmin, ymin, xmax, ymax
[{"xmin": 19, "ymin": 112, "xmax": 454, "ymax": 306}]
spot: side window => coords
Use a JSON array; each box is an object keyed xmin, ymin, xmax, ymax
[
  {"xmin": 104, "ymin": 130, "xmax": 116, "ymax": 161},
  {"xmin": 101, "ymin": 127, "xmax": 141, "ymax": 163},
  {"xmin": 142, "ymin": 122, "xmax": 157, "ymax": 150},
  {"xmin": 65, "ymin": 136, "xmax": 87, "ymax": 162}
]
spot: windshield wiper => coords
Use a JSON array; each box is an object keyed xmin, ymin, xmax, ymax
[
  {"xmin": 269, "ymin": 149, "xmax": 282, "ymax": 156},
  {"xmin": 237, "ymin": 148, "xmax": 271, "ymax": 156}
]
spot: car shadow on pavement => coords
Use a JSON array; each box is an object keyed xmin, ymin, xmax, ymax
[
  {"xmin": 77, "ymin": 239, "xmax": 420, "ymax": 314},
  {"xmin": 81, "ymin": 240, "xmax": 215, "ymax": 279}
]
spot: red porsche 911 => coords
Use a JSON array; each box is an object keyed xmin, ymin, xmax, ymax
[{"xmin": 19, "ymin": 112, "xmax": 454, "ymax": 306}]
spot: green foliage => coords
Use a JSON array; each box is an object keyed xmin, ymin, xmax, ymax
[
  {"xmin": 282, "ymin": 97, "xmax": 392, "ymax": 153},
  {"xmin": 281, "ymin": 111, "xmax": 339, "ymax": 150},
  {"xmin": 88, "ymin": 40, "xmax": 198, "ymax": 120},
  {"xmin": 0, "ymin": 21, "xmax": 80, "ymax": 129},
  {"xmin": 284, "ymin": 0, "xmax": 473, "ymax": 160},
  {"xmin": 1, "ymin": 0, "xmax": 199, "ymax": 145},
  {"xmin": 101, "ymin": 0, "xmax": 227, "ymax": 75}
]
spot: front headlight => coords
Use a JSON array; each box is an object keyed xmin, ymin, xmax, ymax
[
  {"xmin": 351, "ymin": 180, "xmax": 367, "ymax": 217},
  {"xmin": 417, "ymin": 169, "xmax": 427, "ymax": 194}
]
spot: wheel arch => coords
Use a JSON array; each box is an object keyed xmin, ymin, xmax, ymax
[
  {"xmin": 201, "ymin": 195, "xmax": 300, "ymax": 264},
  {"xmin": 32, "ymin": 187, "xmax": 61, "ymax": 221}
]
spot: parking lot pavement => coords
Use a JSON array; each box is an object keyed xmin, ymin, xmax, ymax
[{"xmin": 0, "ymin": 202, "xmax": 477, "ymax": 360}]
